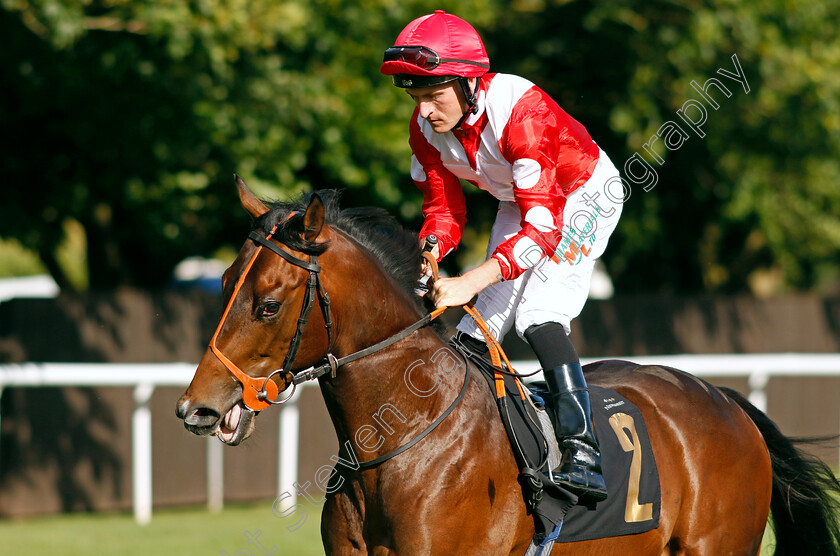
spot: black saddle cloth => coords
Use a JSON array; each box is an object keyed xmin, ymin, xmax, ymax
[{"xmin": 463, "ymin": 348, "xmax": 661, "ymax": 543}]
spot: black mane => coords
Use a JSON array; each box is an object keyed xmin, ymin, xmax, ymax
[{"xmin": 253, "ymin": 190, "xmax": 427, "ymax": 308}]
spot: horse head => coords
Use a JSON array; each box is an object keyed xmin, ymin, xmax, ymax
[
  {"xmin": 176, "ymin": 176, "xmax": 335, "ymax": 445},
  {"xmin": 176, "ymin": 176, "xmax": 426, "ymax": 445}
]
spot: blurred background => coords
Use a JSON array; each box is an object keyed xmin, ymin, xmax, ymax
[{"xmin": 0, "ymin": 0, "xmax": 838, "ymax": 553}]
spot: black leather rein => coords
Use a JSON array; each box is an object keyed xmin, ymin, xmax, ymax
[{"xmin": 248, "ymin": 229, "xmax": 471, "ymax": 469}]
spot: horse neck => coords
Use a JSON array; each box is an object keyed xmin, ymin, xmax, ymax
[
  {"xmin": 316, "ymin": 231, "xmax": 465, "ymax": 450},
  {"xmin": 321, "ymin": 228, "xmax": 426, "ymax": 359},
  {"xmin": 319, "ymin": 328, "xmax": 459, "ymax": 455}
]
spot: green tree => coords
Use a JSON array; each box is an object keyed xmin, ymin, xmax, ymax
[
  {"xmin": 2, "ymin": 1, "xmax": 838, "ymax": 294},
  {"xmin": 0, "ymin": 0, "xmax": 499, "ymax": 289}
]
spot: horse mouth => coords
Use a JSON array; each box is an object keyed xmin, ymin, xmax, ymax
[{"xmin": 214, "ymin": 402, "xmax": 256, "ymax": 446}]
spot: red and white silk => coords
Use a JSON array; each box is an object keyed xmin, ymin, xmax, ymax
[{"xmin": 410, "ymin": 73, "xmax": 600, "ymax": 280}]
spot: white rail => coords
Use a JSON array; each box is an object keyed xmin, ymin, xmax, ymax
[
  {"xmin": 0, "ymin": 363, "xmax": 196, "ymax": 525},
  {"xmin": 1, "ymin": 354, "xmax": 838, "ymax": 523}
]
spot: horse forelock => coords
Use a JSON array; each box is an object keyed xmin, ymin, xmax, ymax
[
  {"xmin": 254, "ymin": 194, "xmax": 331, "ymax": 256},
  {"xmin": 252, "ymin": 190, "xmax": 428, "ymax": 308}
]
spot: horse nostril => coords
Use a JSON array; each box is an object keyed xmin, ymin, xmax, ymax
[
  {"xmin": 175, "ymin": 397, "xmax": 198, "ymax": 420},
  {"xmin": 176, "ymin": 399, "xmax": 189, "ymax": 420},
  {"xmin": 184, "ymin": 406, "xmax": 221, "ymax": 427}
]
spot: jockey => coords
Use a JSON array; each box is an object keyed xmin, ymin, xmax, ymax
[{"xmin": 381, "ymin": 10, "xmax": 622, "ymax": 504}]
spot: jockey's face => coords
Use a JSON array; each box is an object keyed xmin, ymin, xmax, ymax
[{"xmin": 406, "ymin": 78, "xmax": 475, "ymax": 133}]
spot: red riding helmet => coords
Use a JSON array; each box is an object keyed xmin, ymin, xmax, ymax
[{"xmin": 380, "ymin": 10, "xmax": 490, "ymax": 90}]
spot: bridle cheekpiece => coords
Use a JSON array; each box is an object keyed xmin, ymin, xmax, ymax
[{"xmin": 209, "ymin": 222, "xmax": 333, "ymax": 412}]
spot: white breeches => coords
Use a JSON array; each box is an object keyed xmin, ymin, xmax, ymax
[{"xmin": 457, "ymin": 149, "xmax": 623, "ymax": 342}]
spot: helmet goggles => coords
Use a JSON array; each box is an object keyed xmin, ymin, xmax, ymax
[{"xmin": 383, "ymin": 45, "xmax": 489, "ymax": 71}]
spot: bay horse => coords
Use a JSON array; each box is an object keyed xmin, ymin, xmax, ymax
[{"xmin": 177, "ymin": 179, "xmax": 840, "ymax": 555}]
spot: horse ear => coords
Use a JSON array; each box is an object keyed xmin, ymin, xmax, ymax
[
  {"xmin": 235, "ymin": 174, "xmax": 269, "ymax": 219},
  {"xmin": 303, "ymin": 193, "xmax": 325, "ymax": 242}
]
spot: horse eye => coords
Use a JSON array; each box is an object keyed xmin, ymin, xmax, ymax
[{"xmin": 260, "ymin": 302, "xmax": 281, "ymax": 318}]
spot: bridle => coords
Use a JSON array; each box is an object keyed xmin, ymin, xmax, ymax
[
  {"xmin": 209, "ymin": 224, "xmax": 334, "ymax": 412},
  {"xmin": 206, "ymin": 219, "xmax": 531, "ymax": 468},
  {"xmin": 209, "ymin": 222, "xmax": 451, "ymax": 413}
]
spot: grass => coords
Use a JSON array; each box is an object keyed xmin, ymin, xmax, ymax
[
  {"xmin": 0, "ymin": 502, "xmax": 325, "ymax": 556},
  {"xmin": 0, "ymin": 501, "xmax": 800, "ymax": 555}
]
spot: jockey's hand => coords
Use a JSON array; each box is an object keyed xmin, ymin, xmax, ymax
[
  {"xmin": 429, "ymin": 258, "xmax": 504, "ymax": 308},
  {"xmin": 429, "ymin": 275, "xmax": 479, "ymax": 308}
]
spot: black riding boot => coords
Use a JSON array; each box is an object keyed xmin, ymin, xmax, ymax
[
  {"xmin": 544, "ymin": 363, "xmax": 607, "ymax": 503},
  {"xmin": 524, "ymin": 323, "xmax": 607, "ymax": 504}
]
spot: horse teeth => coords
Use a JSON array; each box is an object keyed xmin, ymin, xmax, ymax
[{"xmin": 224, "ymin": 404, "xmax": 241, "ymax": 431}]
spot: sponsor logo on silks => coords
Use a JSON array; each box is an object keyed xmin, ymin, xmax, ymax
[
  {"xmin": 534, "ymin": 205, "xmax": 603, "ymax": 267},
  {"xmin": 532, "ymin": 205, "xmax": 603, "ymax": 267},
  {"xmin": 556, "ymin": 228, "xmax": 596, "ymax": 267}
]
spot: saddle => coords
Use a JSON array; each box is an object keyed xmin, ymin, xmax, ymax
[
  {"xmin": 449, "ymin": 338, "xmax": 662, "ymax": 554},
  {"xmin": 419, "ymin": 251, "xmax": 659, "ymax": 551}
]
